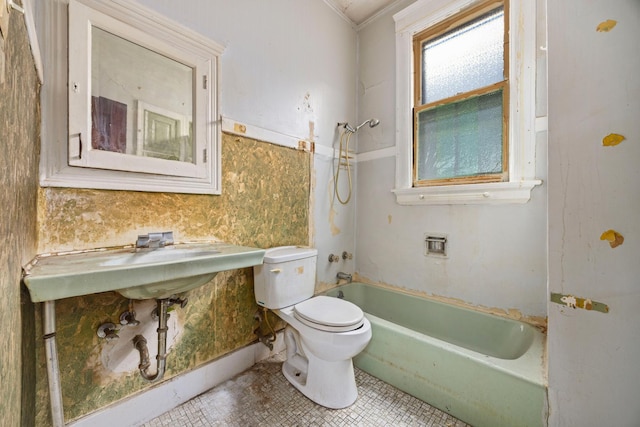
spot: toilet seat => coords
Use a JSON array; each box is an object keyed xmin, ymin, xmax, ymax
[{"xmin": 293, "ymin": 296, "xmax": 364, "ymax": 332}]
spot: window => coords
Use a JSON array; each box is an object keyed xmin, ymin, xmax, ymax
[
  {"xmin": 393, "ymin": 0, "xmax": 541, "ymax": 204},
  {"xmin": 39, "ymin": 0, "xmax": 224, "ymax": 194},
  {"xmin": 414, "ymin": 3, "xmax": 507, "ymax": 186}
]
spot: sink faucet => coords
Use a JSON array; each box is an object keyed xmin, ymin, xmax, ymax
[
  {"xmin": 336, "ymin": 272, "xmax": 352, "ymax": 284},
  {"xmin": 136, "ymin": 231, "xmax": 174, "ymax": 249}
]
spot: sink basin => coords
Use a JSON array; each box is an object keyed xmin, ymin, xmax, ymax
[
  {"xmin": 23, "ymin": 242, "xmax": 266, "ymax": 301},
  {"xmin": 100, "ymin": 247, "xmax": 220, "ymax": 267}
]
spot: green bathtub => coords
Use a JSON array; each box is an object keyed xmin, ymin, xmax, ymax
[{"xmin": 324, "ymin": 282, "xmax": 547, "ymax": 427}]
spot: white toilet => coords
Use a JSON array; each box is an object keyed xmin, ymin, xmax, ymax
[{"xmin": 254, "ymin": 246, "xmax": 372, "ymax": 409}]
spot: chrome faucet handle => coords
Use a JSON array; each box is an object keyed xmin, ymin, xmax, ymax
[
  {"xmin": 161, "ymin": 231, "xmax": 174, "ymax": 246},
  {"xmin": 136, "ymin": 231, "xmax": 174, "ymax": 248},
  {"xmin": 148, "ymin": 232, "xmax": 163, "ymax": 245},
  {"xmin": 136, "ymin": 235, "xmax": 150, "ymax": 248}
]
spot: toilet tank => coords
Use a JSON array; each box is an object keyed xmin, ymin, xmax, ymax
[{"xmin": 254, "ymin": 246, "xmax": 318, "ymax": 309}]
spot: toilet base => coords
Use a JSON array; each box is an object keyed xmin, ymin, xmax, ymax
[
  {"xmin": 280, "ymin": 325, "xmax": 359, "ymax": 409},
  {"xmin": 282, "ymin": 351, "xmax": 358, "ymax": 409}
]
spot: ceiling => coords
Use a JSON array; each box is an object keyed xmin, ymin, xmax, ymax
[{"xmin": 325, "ymin": 0, "xmax": 399, "ymax": 26}]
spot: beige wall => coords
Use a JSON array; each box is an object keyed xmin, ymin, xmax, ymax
[
  {"xmin": 0, "ymin": 9, "xmax": 41, "ymax": 427},
  {"xmin": 34, "ymin": 134, "xmax": 310, "ymax": 424}
]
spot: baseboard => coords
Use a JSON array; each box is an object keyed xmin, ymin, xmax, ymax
[{"xmin": 68, "ymin": 333, "xmax": 285, "ymax": 427}]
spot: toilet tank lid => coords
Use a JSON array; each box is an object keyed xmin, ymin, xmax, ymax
[{"xmin": 263, "ymin": 246, "xmax": 318, "ymax": 263}]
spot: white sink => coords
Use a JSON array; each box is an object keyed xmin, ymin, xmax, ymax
[{"xmin": 23, "ymin": 242, "xmax": 266, "ymax": 301}]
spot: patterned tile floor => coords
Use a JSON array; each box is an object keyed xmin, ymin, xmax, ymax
[{"xmin": 144, "ymin": 352, "xmax": 469, "ymax": 427}]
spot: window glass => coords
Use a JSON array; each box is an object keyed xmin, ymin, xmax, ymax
[
  {"xmin": 416, "ymin": 89, "xmax": 503, "ymax": 181},
  {"xmin": 421, "ymin": 8, "xmax": 504, "ymax": 104}
]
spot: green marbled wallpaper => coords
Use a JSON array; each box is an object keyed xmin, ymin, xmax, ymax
[
  {"xmin": 35, "ymin": 133, "xmax": 310, "ymax": 424},
  {"xmin": 0, "ymin": 10, "xmax": 41, "ymax": 427}
]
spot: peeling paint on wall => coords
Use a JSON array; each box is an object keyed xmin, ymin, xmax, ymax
[
  {"xmin": 299, "ymin": 91, "xmax": 313, "ymax": 114},
  {"xmin": 233, "ymin": 122, "xmax": 247, "ymax": 134},
  {"xmin": 550, "ymin": 293, "xmax": 609, "ymax": 313},
  {"xmin": 600, "ymin": 229, "xmax": 624, "ymax": 248},
  {"xmin": 596, "ymin": 19, "xmax": 617, "ymax": 32}
]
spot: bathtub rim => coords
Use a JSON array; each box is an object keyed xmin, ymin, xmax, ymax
[{"xmin": 323, "ymin": 279, "xmax": 547, "ymax": 331}]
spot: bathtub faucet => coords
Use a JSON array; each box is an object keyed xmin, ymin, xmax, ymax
[{"xmin": 337, "ymin": 272, "xmax": 352, "ymax": 284}]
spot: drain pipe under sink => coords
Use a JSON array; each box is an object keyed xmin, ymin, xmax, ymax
[
  {"xmin": 42, "ymin": 298, "xmax": 173, "ymax": 427},
  {"xmin": 43, "ymin": 301, "xmax": 65, "ymax": 427},
  {"xmin": 133, "ymin": 298, "xmax": 169, "ymax": 382}
]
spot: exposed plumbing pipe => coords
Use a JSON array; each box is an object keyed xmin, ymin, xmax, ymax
[
  {"xmin": 43, "ymin": 301, "xmax": 65, "ymax": 427},
  {"xmin": 133, "ymin": 298, "xmax": 169, "ymax": 382},
  {"xmin": 254, "ymin": 308, "xmax": 276, "ymax": 350},
  {"xmin": 337, "ymin": 271, "xmax": 352, "ymax": 284}
]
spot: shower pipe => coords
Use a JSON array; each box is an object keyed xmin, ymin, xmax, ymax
[{"xmin": 334, "ymin": 119, "xmax": 380, "ymax": 205}]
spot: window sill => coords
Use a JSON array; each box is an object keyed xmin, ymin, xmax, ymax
[{"xmin": 392, "ymin": 180, "xmax": 542, "ymax": 205}]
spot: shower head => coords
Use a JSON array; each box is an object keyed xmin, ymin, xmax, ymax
[
  {"xmin": 355, "ymin": 119, "xmax": 380, "ymax": 132},
  {"xmin": 355, "ymin": 118, "xmax": 380, "ymax": 131},
  {"xmin": 338, "ymin": 118, "xmax": 380, "ymax": 133}
]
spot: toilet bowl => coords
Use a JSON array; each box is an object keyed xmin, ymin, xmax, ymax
[
  {"xmin": 253, "ymin": 246, "xmax": 372, "ymax": 409},
  {"xmin": 275, "ymin": 298, "xmax": 372, "ymax": 408}
]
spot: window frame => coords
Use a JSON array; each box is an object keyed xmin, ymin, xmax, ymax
[
  {"xmin": 413, "ymin": 1, "xmax": 508, "ymax": 186},
  {"xmin": 393, "ymin": 0, "xmax": 541, "ymax": 205}
]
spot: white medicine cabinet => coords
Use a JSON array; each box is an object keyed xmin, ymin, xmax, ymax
[{"xmin": 39, "ymin": 0, "xmax": 224, "ymax": 194}]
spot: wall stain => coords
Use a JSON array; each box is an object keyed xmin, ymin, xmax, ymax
[
  {"xmin": 602, "ymin": 133, "xmax": 625, "ymax": 147},
  {"xmin": 600, "ymin": 229, "xmax": 624, "ymax": 248},
  {"xmin": 299, "ymin": 91, "xmax": 313, "ymax": 114},
  {"xmin": 596, "ymin": 19, "xmax": 617, "ymax": 32},
  {"xmin": 329, "ymin": 205, "xmax": 341, "ymax": 236},
  {"xmin": 34, "ymin": 133, "xmax": 310, "ymax": 424}
]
